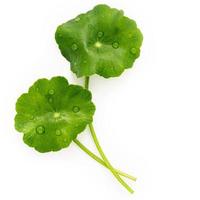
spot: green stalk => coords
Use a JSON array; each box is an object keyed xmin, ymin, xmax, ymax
[
  {"xmin": 84, "ymin": 76, "xmax": 134, "ymax": 193},
  {"xmin": 73, "ymin": 138, "xmax": 137, "ymax": 181},
  {"xmin": 84, "ymin": 76, "xmax": 89, "ymax": 89},
  {"xmin": 88, "ymin": 123, "xmax": 134, "ymax": 193}
]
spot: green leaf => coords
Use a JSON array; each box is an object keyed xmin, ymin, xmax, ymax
[
  {"xmin": 55, "ymin": 4, "xmax": 143, "ymax": 78},
  {"xmin": 15, "ymin": 76, "xmax": 95, "ymax": 153}
]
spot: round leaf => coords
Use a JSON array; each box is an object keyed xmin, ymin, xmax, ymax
[
  {"xmin": 55, "ymin": 4, "xmax": 143, "ymax": 78},
  {"xmin": 15, "ymin": 76, "xmax": 95, "ymax": 153}
]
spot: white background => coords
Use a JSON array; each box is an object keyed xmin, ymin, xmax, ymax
[{"xmin": 0, "ymin": 0, "xmax": 200, "ymax": 199}]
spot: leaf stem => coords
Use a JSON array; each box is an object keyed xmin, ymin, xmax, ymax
[
  {"xmin": 73, "ymin": 138, "xmax": 137, "ymax": 181},
  {"xmin": 84, "ymin": 76, "xmax": 134, "ymax": 193},
  {"xmin": 88, "ymin": 123, "xmax": 134, "ymax": 193},
  {"xmin": 84, "ymin": 76, "xmax": 89, "ymax": 89}
]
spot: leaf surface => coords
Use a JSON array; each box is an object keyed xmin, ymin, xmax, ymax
[
  {"xmin": 55, "ymin": 4, "xmax": 143, "ymax": 78},
  {"xmin": 15, "ymin": 76, "xmax": 95, "ymax": 152}
]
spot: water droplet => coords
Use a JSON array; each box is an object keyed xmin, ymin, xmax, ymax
[
  {"xmin": 88, "ymin": 24, "xmax": 94, "ymax": 29},
  {"xmin": 71, "ymin": 43, "xmax": 78, "ymax": 51},
  {"xmin": 55, "ymin": 129, "xmax": 62, "ymax": 136},
  {"xmin": 83, "ymin": 60, "xmax": 87, "ymax": 64},
  {"xmin": 133, "ymin": 36, "xmax": 138, "ymax": 41},
  {"xmin": 127, "ymin": 33, "xmax": 132, "ymax": 38},
  {"xmin": 49, "ymin": 97, "xmax": 53, "ymax": 103},
  {"xmin": 112, "ymin": 42, "xmax": 119, "ymax": 49},
  {"xmin": 36, "ymin": 125, "xmax": 45, "ymax": 135},
  {"xmin": 75, "ymin": 17, "xmax": 80, "ymax": 22},
  {"xmin": 72, "ymin": 106, "xmax": 80, "ymax": 113},
  {"xmin": 48, "ymin": 89, "xmax": 55, "ymax": 95},
  {"xmin": 130, "ymin": 47, "xmax": 137, "ymax": 54},
  {"xmin": 58, "ymin": 33, "xmax": 62, "ymax": 38},
  {"xmin": 97, "ymin": 31, "xmax": 104, "ymax": 38},
  {"xmin": 30, "ymin": 115, "xmax": 35, "ymax": 120}
]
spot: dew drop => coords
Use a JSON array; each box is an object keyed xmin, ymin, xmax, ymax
[
  {"xmin": 75, "ymin": 17, "xmax": 80, "ymax": 22},
  {"xmin": 130, "ymin": 47, "xmax": 137, "ymax": 54},
  {"xmin": 133, "ymin": 36, "xmax": 138, "ymax": 41},
  {"xmin": 72, "ymin": 106, "xmax": 80, "ymax": 113},
  {"xmin": 58, "ymin": 33, "xmax": 62, "ymax": 38},
  {"xmin": 48, "ymin": 89, "xmax": 55, "ymax": 95},
  {"xmin": 55, "ymin": 129, "xmax": 62, "ymax": 136},
  {"xmin": 128, "ymin": 33, "xmax": 132, "ymax": 38},
  {"xmin": 112, "ymin": 42, "xmax": 119, "ymax": 49},
  {"xmin": 97, "ymin": 31, "xmax": 104, "ymax": 38},
  {"xmin": 75, "ymin": 124, "xmax": 79, "ymax": 128},
  {"xmin": 88, "ymin": 24, "xmax": 94, "ymax": 29},
  {"xmin": 36, "ymin": 125, "xmax": 45, "ymax": 135},
  {"xmin": 49, "ymin": 97, "xmax": 53, "ymax": 103},
  {"xmin": 30, "ymin": 115, "xmax": 35, "ymax": 120},
  {"xmin": 71, "ymin": 43, "xmax": 78, "ymax": 51}
]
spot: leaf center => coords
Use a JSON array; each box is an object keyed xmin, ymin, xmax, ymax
[
  {"xmin": 94, "ymin": 41, "xmax": 102, "ymax": 48},
  {"xmin": 54, "ymin": 112, "xmax": 61, "ymax": 118}
]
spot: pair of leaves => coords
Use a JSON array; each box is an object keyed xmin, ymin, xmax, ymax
[{"xmin": 15, "ymin": 4, "xmax": 143, "ymax": 153}]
